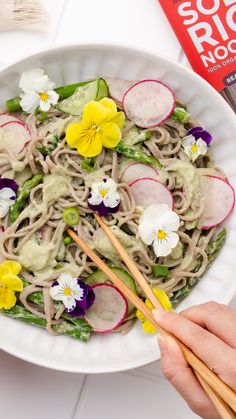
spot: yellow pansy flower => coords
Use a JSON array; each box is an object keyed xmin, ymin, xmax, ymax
[
  {"xmin": 0, "ymin": 261, "xmax": 23, "ymax": 310},
  {"xmin": 136, "ymin": 288, "xmax": 172, "ymax": 334},
  {"xmin": 66, "ymin": 98, "xmax": 125, "ymax": 157}
]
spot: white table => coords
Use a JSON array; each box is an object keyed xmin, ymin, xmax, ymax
[{"xmin": 0, "ymin": 2, "xmax": 234, "ymax": 418}]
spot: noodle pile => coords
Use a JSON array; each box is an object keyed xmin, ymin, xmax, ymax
[{"xmin": 0, "ymin": 104, "xmax": 225, "ymax": 335}]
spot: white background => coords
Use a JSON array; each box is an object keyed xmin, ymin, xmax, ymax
[{"xmin": 0, "ymin": 1, "xmax": 235, "ymax": 418}]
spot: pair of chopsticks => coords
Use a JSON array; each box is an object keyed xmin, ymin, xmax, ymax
[{"xmin": 67, "ymin": 214, "xmax": 236, "ymax": 419}]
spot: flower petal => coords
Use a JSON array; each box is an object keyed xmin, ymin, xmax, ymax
[
  {"xmin": 157, "ymin": 209, "xmax": 180, "ymax": 232},
  {"xmin": 182, "ymin": 135, "xmax": 196, "ymax": 149},
  {"xmin": 76, "ymin": 135, "xmax": 103, "ymax": 157},
  {"xmin": 99, "ymin": 122, "xmax": 121, "ymax": 148},
  {"xmin": 101, "ymin": 178, "xmax": 117, "ymax": 193},
  {"xmin": 63, "ymin": 296, "xmax": 76, "ymax": 312},
  {"xmin": 0, "ymin": 265, "xmax": 10, "ymax": 277},
  {"xmin": 110, "ymin": 111, "xmax": 125, "ymax": 128},
  {"xmin": 66, "ymin": 123, "xmax": 83, "ymax": 147},
  {"xmin": 20, "ymin": 92, "xmax": 39, "ymax": 113},
  {"xmin": 0, "ymin": 274, "xmax": 23, "ymax": 291},
  {"xmin": 152, "ymin": 288, "xmax": 172, "ymax": 311},
  {"xmin": 138, "ymin": 220, "xmax": 156, "ymax": 245},
  {"xmin": 167, "ymin": 231, "xmax": 179, "ymax": 249},
  {"xmin": 196, "ymin": 138, "xmax": 208, "ymax": 155},
  {"xmin": 39, "ymin": 99, "xmax": 51, "ymax": 112},
  {"xmin": 34, "ymin": 75, "xmax": 55, "ymax": 93},
  {"xmin": 0, "ymin": 178, "xmax": 18, "ymax": 194},
  {"xmin": 103, "ymin": 191, "xmax": 120, "ymax": 208},
  {"xmin": 153, "ymin": 238, "xmax": 172, "ymax": 257},
  {"xmin": 47, "ymin": 90, "xmax": 59, "ymax": 105},
  {"xmin": 99, "ymin": 97, "xmax": 117, "ymax": 112},
  {"xmin": 82, "ymin": 101, "xmax": 108, "ymax": 126},
  {"xmin": 19, "ymin": 68, "xmax": 44, "ymax": 93},
  {"xmin": 2, "ymin": 261, "xmax": 21, "ymax": 275},
  {"xmin": 0, "ymin": 187, "xmax": 16, "ymax": 201},
  {"xmin": 88, "ymin": 192, "xmax": 103, "ymax": 206},
  {"xmin": 0, "ymin": 287, "xmax": 16, "ymax": 309},
  {"xmin": 142, "ymin": 320, "xmax": 157, "ymax": 334},
  {"xmin": 49, "ymin": 284, "xmax": 64, "ymax": 301},
  {"xmin": 140, "ymin": 204, "xmax": 171, "ymax": 227}
]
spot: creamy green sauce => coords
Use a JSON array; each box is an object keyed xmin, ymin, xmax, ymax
[
  {"xmin": 93, "ymin": 226, "xmax": 145, "ymax": 263},
  {"xmin": 84, "ymin": 169, "xmax": 107, "ymax": 188},
  {"xmin": 168, "ymin": 160, "xmax": 201, "ymax": 201},
  {"xmin": 17, "ymin": 167, "xmax": 71, "ymax": 273},
  {"xmin": 18, "ymin": 238, "xmax": 56, "ymax": 271}
]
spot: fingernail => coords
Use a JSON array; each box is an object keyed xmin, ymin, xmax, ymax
[
  {"xmin": 152, "ymin": 308, "xmax": 165, "ymax": 322},
  {"xmin": 158, "ymin": 334, "xmax": 168, "ymax": 353}
]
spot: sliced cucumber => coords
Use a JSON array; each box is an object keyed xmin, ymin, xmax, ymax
[
  {"xmin": 57, "ymin": 78, "xmax": 109, "ymax": 116},
  {"xmin": 85, "ymin": 267, "xmax": 137, "ymax": 314}
]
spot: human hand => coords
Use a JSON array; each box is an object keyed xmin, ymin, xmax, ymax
[{"xmin": 153, "ymin": 302, "xmax": 236, "ymax": 419}]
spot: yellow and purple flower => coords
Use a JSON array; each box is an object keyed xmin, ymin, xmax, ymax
[
  {"xmin": 88, "ymin": 177, "xmax": 120, "ymax": 216},
  {"xmin": 182, "ymin": 127, "xmax": 212, "ymax": 163},
  {"xmin": 0, "ymin": 178, "xmax": 18, "ymax": 219},
  {"xmin": 187, "ymin": 127, "xmax": 212, "ymax": 146},
  {"xmin": 50, "ymin": 273, "xmax": 95, "ymax": 317}
]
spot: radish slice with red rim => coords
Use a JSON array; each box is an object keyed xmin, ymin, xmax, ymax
[
  {"xmin": 120, "ymin": 162, "xmax": 159, "ymax": 185},
  {"xmin": 0, "ymin": 113, "xmax": 26, "ymax": 126},
  {"xmin": 84, "ymin": 283, "xmax": 128, "ymax": 333},
  {"xmin": 129, "ymin": 177, "xmax": 174, "ymax": 209},
  {"xmin": 199, "ymin": 175, "xmax": 235, "ymax": 229},
  {"xmin": 0, "ymin": 121, "xmax": 31, "ymax": 156},
  {"xmin": 122, "ymin": 79, "xmax": 175, "ymax": 128},
  {"xmin": 106, "ymin": 78, "xmax": 134, "ymax": 106}
]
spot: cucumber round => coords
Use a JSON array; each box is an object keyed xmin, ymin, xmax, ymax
[
  {"xmin": 57, "ymin": 78, "xmax": 109, "ymax": 116},
  {"xmin": 85, "ymin": 267, "xmax": 137, "ymax": 314}
]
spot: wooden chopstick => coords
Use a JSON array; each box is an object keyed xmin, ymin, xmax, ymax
[{"xmin": 67, "ymin": 225, "xmax": 236, "ymax": 417}]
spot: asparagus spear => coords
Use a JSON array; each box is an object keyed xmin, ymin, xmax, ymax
[
  {"xmin": 6, "ymin": 80, "xmax": 91, "ymax": 113},
  {"xmin": 171, "ymin": 228, "xmax": 226, "ymax": 307},
  {"xmin": 170, "ymin": 107, "xmax": 190, "ymax": 124},
  {"xmin": 81, "ymin": 156, "xmax": 97, "ymax": 173},
  {"xmin": 2, "ymin": 304, "xmax": 93, "ymax": 342},
  {"xmin": 116, "ymin": 141, "xmax": 163, "ymax": 169},
  {"xmin": 9, "ymin": 174, "xmax": 43, "ymax": 224}
]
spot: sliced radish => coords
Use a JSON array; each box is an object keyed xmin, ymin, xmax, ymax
[
  {"xmin": 106, "ymin": 78, "xmax": 134, "ymax": 105},
  {"xmin": 130, "ymin": 177, "xmax": 174, "ymax": 209},
  {"xmin": 122, "ymin": 79, "xmax": 175, "ymax": 128},
  {"xmin": 0, "ymin": 113, "xmax": 25, "ymax": 126},
  {"xmin": 0, "ymin": 121, "xmax": 31, "ymax": 156},
  {"xmin": 120, "ymin": 162, "xmax": 159, "ymax": 185},
  {"xmin": 84, "ymin": 283, "xmax": 128, "ymax": 333},
  {"xmin": 199, "ymin": 175, "xmax": 235, "ymax": 229}
]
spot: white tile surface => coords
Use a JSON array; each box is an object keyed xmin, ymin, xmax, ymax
[
  {"xmin": 54, "ymin": 0, "xmax": 182, "ymax": 62},
  {"xmin": 74, "ymin": 372, "xmax": 199, "ymax": 419},
  {"xmin": 0, "ymin": 1, "xmax": 234, "ymax": 419},
  {"xmin": 0, "ymin": 350, "xmax": 85, "ymax": 419}
]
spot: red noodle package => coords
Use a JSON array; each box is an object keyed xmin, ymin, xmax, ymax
[{"xmin": 159, "ymin": 0, "xmax": 236, "ymax": 111}]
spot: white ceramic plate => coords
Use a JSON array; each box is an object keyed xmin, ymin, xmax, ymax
[{"xmin": 0, "ymin": 44, "xmax": 236, "ymax": 373}]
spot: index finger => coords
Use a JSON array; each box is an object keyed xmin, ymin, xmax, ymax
[
  {"xmin": 152, "ymin": 308, "xmax": 236, "ymax": 392},
  {"xmin": 181, "ymin": 302, "xmax": 236, "ymax": 349}
]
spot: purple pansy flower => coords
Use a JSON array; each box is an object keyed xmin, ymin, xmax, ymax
[
  {"xmin": 50, "ymin": 274, "xmax": 95, "ymax": 318},
  {"xmin": 0, "ymin": 178, "xmax": 18, "ymax": 218},
  {"xmin": 88, "ymin": 178, "xmax": 120, "ymax": 216},
  {"xmin": 186, "ymin": 127, "xmax": 212, "ymax": 146}
]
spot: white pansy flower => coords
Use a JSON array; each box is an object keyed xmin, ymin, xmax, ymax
[
  {"xmin": 19, "ymin": 68, "xmax": 59, "ymax": 113},
  {"xmin": 88, "ymin": 178, "xmax": 120, "ymax": 216},
  {"xmin": 182, "ymin": 135, "xmax": 208, "ymax": 162},
  {"xmin": 0, "ymin": 188, "xmax": 16, "ymax": 218},
  {"xmin": 49, "ymin": 273, "xmax": 86, "ymax": 312},
  {"xmin": 138, "ymin": 204, "xmax": 180, "ymax": 257}
]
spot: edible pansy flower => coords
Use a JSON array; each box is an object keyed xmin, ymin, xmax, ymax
[
  {"xmin": 0, "ymin": 260, "xmax": 23, "ymax": 309},
  {"xmin": 19, "ymin": 68, "xmax": 59, "ymax": 113},
  {"xmin": 182, "ymin": 135, "xmax": 208, "ymax": 162},
  {"xmin": 66, "ymin": 98, "xmax": 125, "ymax": 157},
  {"xmin": 0, "ymin": 178, "xmax": 18, "ymax": 219},
  {"xmin": 187, "ymin": 126, "xmax": 213, "ymax": 146},
  {"xmin": 88, "ymin": 177, "xmax": 120, "ymax": 216},
  {"xmin": 136, "ymin": 288, "xmax": 172, "ymax": 334},
  {"xmin": 138, "ymin": 204, "xmax": 180, "ymax": 258},
  {"xmin": 50, "ymin": 273, "xmax": 95, "ymax": 317}
]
